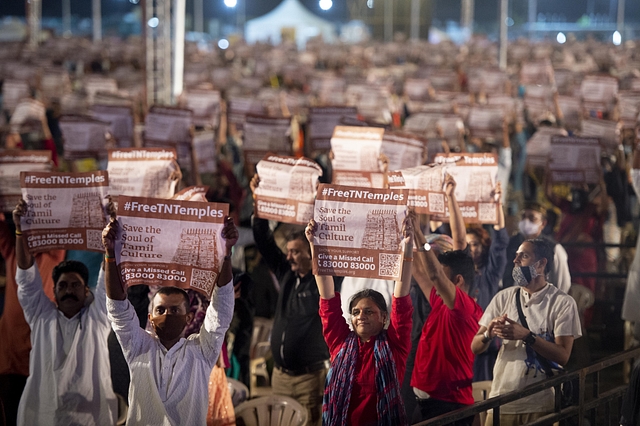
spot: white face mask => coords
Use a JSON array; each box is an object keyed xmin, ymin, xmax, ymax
[
  {"xmin": 512, "ymin": 261, "xmax": 541, "ymax": 286},
  {"xmin": 518, "ymin": 219, "xmax": 541, "ymax": 237}
]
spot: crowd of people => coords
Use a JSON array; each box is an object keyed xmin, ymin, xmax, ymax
[{"xmin": 1, "ymin": 32, "xmax": 640, "ymax": 426}]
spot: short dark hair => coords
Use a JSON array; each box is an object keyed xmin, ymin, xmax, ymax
[
  {"xmin": 437, "ymin": 249, "xmax": 475, "ymax": 287},
  {"xmin": 523, "ymin": 201, "xmax": 547, "ymax": 219},
  {"xmin": 286, "ymin": 230, "xmax": 311, "ymax": 254},
  {"xmin": 466, "ymin": 225, "xmax": 491, "ymax": 267},
  {"xmin": 348, "ymin": 289, "xmax": 388, "ymax": 315},
  {"xmin": 153, "ymin": 286, "xmax": 191, "ymax": 312},
  {"xmin": 52, "ymin": 260, "xmax": 89, "ymax": 287},
  {"xmin": 526, "ymin": 238, "xmax": 554, "ymax": 274}
]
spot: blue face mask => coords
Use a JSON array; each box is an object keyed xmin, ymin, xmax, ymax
[{"xmin": 512, "ymin": 261, "xmax": 541, "ymax": 286}]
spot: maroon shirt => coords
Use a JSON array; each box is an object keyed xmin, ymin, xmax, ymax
[{"xmin": 319, "ymin": 293, "xmax": 412, "ymax": 426}]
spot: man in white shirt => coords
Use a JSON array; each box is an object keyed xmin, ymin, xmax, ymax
[
  {"xmin": 503, "ymin": 202, "xmax": 572, "ymax": 294},
  {"xmin": 472, "ymin": 238, "xmax": 581, "ymax": 426},
  {"xmin": 13, "ymin": 202, "xmax": 117, "ymax": 426},
  {"xmin": 102, "ymin": 215, "xmax": 237, "ymax": 426}
]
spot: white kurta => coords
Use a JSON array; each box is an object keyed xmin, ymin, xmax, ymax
[
  {"xmin": 16, "ymin": 265, "xmax": 117, "ymax": 426},
  {"xmin": 479, "ymin": 284, "xmax": 581, "ymax": 414},
  {"xmin": 107, "ymin": 281, "xmax": 234, "ymax": 426},
  {"xmin": 622, "ymin": 169, "xmax": 640, "ymax": 322}
]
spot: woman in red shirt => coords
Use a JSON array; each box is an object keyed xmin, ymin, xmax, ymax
[{"xmin": 305, "ymin": 217, "xmax": 413, "ymax": 426}]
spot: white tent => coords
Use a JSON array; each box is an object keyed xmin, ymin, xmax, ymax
[{"xmin": 245, "ymin": 0, "xmax": 336, "ymax": 48}]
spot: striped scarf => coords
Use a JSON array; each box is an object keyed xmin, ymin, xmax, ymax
[{"xmin": 322, "ymin": 331, "xmax": 408, "ymax": 426}]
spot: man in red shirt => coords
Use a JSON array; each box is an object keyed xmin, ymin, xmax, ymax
[{"xmin": 410, "ymin": 215, "xmax": 483, "ymax": 425}]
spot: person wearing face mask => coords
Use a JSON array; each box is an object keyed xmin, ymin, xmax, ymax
[
  {"xmin": 12, "ymin": 201, "xmax": 117, "ymax": 426},
  {"xmin": 305, "ymin": 217, "xmax": 413, "ymax": 426},
  {"xmin": 101, "ymin": 215, "xmax": 237, "ymax": 426},
  {"xmin": 471, "ymin": 238, "xmax": 581, "ymax": 426},
  {"xmin": 503, "ymin": 202, "xmax": 571, "ymax": 293}
]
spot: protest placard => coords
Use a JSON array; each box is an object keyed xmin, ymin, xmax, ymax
[
  {"xmin": 192, "ymin": 130, "xmax": 217, "ymax": 174},
  {"xmin": 381, "ymin": 132, "xmax": 426, "ymax": 171},
  {"xmin": 580, "ymin": 118, "xmax": 619, "ymax": 152},
  {"xmin": 59, "ymin": 115, "xmax": 111, "ymax": 160},
  {"xmin": 432, "ymin": 153, "xmax": 500, "ymax": 224},
  {"xmin": 466, "ymin": 106, "xmax": 504, "ymax": 141},
  {"xmin": 144, "ymin": 106, "xmax": 192, "ymax": 144},
  {"xmin": 526, "ymin": 127, "xmax": 568, "ymax": 167},
  {"xmin": 85, "ymin": 76, "xmax": 118, "ymax": 104},
  {"xmin": 556, "ymin": 96, "xmax": 582, "ymax": 131},
  {"xmin": 548, "ymin": 136, "xmax": 602, "ymax": 184},
  {"xmin": 312, "ymin": 184, "xmax": 408, "ymax": 280},
  {"xmin": 19, "ymin": 171, "xmax": 109, "ymax": 253},
  {"xmin": 396, "ymin": 164, "xmax": 447, "ymax": 215},
  {"xmin": 331, "ymin": 126, "xmax": 385, "ymax": 188},
  {"xmin": 90, "ymin": 104, "xmax": 135, "ymax": 148},
  {"xmin": 307, "ymin": 106, "xmax": 358, "ymax": 152},
  {"xmin": 254, "ymin": 154, "xmax": 322, "ymax": 225},
  {"xmin": 1, "ymin": 79, "xmax": 30, "ymax": 112},
  {"xmin": 184, "ymin": 89, "xmax": 221, "ymax": 129},
  {"xmin": 0, "ymin": 151, "xmax": 52, "ymax": 212},
  {"xmin": 227, "ymin": 97, "xmax": 266, "ymax": 131},
  {"xmin": 107, "ymin": 148, "xmax": 179, "ymax": 199},
  {"xmin": 173, "ymin": 186, "xmax": 210, "ymax": 201},
  {"xmin": 404, "ymin": 78, "xmax": 432, "ymax": 101},
  {"xmin": 243, "ymin": 115, "xmax": 292, "ymax": 171},
  {"xmin": 115, "ymin": 195, "xmax": 229, "ymax": 296}
]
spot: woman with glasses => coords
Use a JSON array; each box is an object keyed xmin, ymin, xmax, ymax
[{"xmin": 304, "ymin": 217, "xmax": 413, "ymax": 426}]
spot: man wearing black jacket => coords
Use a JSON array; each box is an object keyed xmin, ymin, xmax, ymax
[{"xmin": 251, "ymin": 175, "xmax": 333, "ymax": 425}]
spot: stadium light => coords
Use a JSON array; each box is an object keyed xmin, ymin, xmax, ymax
[
  {"xmin": 556, "ymin": 32, "xmax": 566, "ymax": 44},
  {"xmin": 319, "ymin": 0, "xmax": 332, "ymax": 11},
  {"xmin": 613, "ymin": 31, "xmax": 622, "ymax": 46},
  {"xmin": 224, "ymin": 0, "xmax": 237, "ymax": 8}
]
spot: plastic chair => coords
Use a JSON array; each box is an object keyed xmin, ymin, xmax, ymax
[
  {"xmin": 235, "ymin": 395, "xmax": 308, "ymax": 426},
  {"xmin": 250, "ymin": 356, "xmax": 273, "ymax": 398},
  {"xmin": 251, "ymin": 317, "xmax": 274, "ymax": 359},
  {"xmin": 471, "ymin": 380, "xmax": 493, "ymax": 426},
  {"xmin": 568, "ymin": 284, "xmax": 595, "ymax": 317},
  {"xmin": 227, "ymin": 377, "xmax": 250, "ymax": 407}
]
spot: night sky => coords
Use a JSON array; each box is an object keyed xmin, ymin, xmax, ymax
[{"xmin": 0, "ymin": 0, "xmax": 637, "ymax": 29}]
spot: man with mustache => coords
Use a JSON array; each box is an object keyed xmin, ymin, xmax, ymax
[
  {"xmin": 12, "ymin": 200, "xmax": 117, "ymax": 426},
  {"xmin": 101, "ymin": 215, "xmax": 237, "ymax": 425}
]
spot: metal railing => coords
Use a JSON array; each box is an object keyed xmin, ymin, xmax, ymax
[{"xmin": 415, "ymin": 346, "xmax": 640, "ymax": 426}]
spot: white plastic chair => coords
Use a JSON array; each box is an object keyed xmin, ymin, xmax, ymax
[
  {"xmin": 471, "ymin": 380, "xmax": 493, "ymax": 426},
  {"xmin": 251, "ymin": 317, "xmax": 274, "ymax": 359},
  {"xmin": 250, "ymin": 356, "xmax": 273, "ymax": 398},
  {"xmin": 227, "ymin": 377, "xmax": 250, "ymax": 407},
  {"xmin": 235, "ymin": 395, "xmax": 307, "ymax": 426}
]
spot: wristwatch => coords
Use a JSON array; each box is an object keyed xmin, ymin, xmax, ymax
[
  {"xmin": 482, "ymin": 330, "xmax": 493, "ymax": 343},
  {"xmin": 523, "ymin": 332, "xmax": 537, "ymax": 346},
  {"xmin": 418, "ymin": 242, "xmax": 431, "ymax": 252}
]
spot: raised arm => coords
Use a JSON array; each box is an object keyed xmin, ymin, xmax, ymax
[
  {"xmin": 217, "ymin": 216, "xmax": 237, "ymax": 289},
  {"xmin": 493, "ymin": 181, "xmax": 506, "ymax": 231},
  {"xmin": 410, "ymin": 211, "xmax": 457, "ymax": 309},
  {"xmin": 13, "ymin": 200, "xmax": 34, "ymax": 270},
  {"xmin": 394, "ymin": 215, "xmax": 414, "ymax": 298},
  {"xmin": 102, "ymin": 217, "xmax": 126, "ymax": 301},
  {"xmin": 305, "ymin": 219, "xmax": 335, "ymax": 300},
  {"xmin": 444, "ymin": 173, "xmax": 467, "ymax": 250}
]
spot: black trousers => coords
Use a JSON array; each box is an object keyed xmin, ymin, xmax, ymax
[{"xmin": 411, "ymin": 397, "xmax": 474, "ymax": 426}]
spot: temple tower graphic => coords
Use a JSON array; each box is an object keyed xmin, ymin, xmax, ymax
[
  {"xmin": 466, "ymin": 171, "xmax": 492, "ymax": 202},
  {"xmin": 69, "ymin": 192, "xmax": 104, "ymax": 228},
  {"xmin": 142, "ymin": 166, "xmax": 171, "ymax": 198},
  {"xmin": 288, "ymin": 169, "xmax": 315, "ymax": 201},
  {"xmin": 171, "ymin": 228, "xmax": 219, "ymax": 269},
  {"xmin": 361, "ymin": 209, "xmax": 400, "ymax": 250}
]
